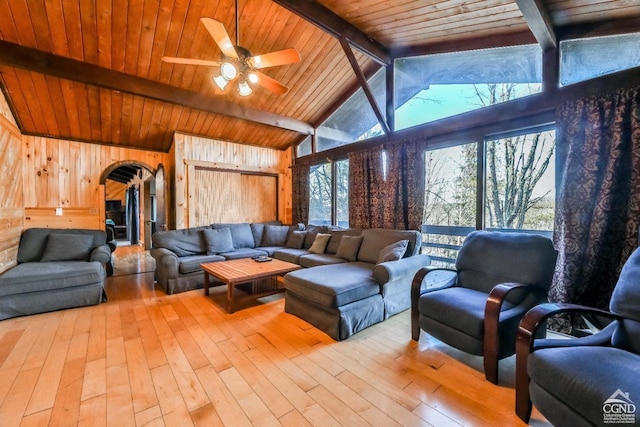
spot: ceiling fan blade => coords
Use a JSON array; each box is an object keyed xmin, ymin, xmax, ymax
[
  {"xmin": 161, "ymin": 56, "xmax": 221, "ymax": 67},
  {"xmin": 201, "ymin": 17, "xmax": 239, "ymax": 60},
  {"xmin": 247, "ymin": 48, "xmax": 300, "ymax": 69},
  {"xmin": 254, "ymin": 71, "xmax": 289, "ymax": 95}
]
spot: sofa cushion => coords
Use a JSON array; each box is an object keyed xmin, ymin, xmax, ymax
[
  {"xmin": 0, "ymin": 261, "xmax": 105, "ymax": 296},
  {"xmin": 152, "ymin": 227, "xmax": 207, "ymax": 257},
  {"xmin": 220, "ymin": 248, "xmax": 268, "ymax": 260},
  {"xmin": 273, "ymin": 248, "xmax": 310, "ymax": 264},
  {"xmin": 262, "ymin": 224, "xmax": 291, "ymax": 246},
  {"xmin": 336, "ymin": 235, "xmax": 364, "ymax": 262},
  {"xmin": 326, "ymin": 229, "xmax": 362, "ymax": 254},
  {"xmin": 303, "ymin": 225, "xmax": 329, "ymax": 249},
  {"xmin": 377, "ymin": 240, "xmax": 409, "ymax": 264},
  {"xmin": 285, "ymin": 262, "xmax": 379, "ymax": 308},
  {"xmin": 299, "ymin": 253, "xmax": 348, "ymax": 268},
  {"xmin": 529, "ymin": 346, "xmax": 640, "ymax": 426},
  {"xmin": 201, "ymin": 228, "xmax": 235, "ymax": 255},
  {"xmin": 285, "ymin": 230, "xmax": 307, "ymax": 249},
  {"xmin": 213, "ymin": 223, "xmax": 255, "ymax": 249},
  {"xmin": 309, "ymin": 233, "xmax": 331, "ymax": 254},
  {"xmin": 40, "ymin": 234, "xmax": 95, "ymax": 262},
  {"xmin": 250, "ymin": 221, "xmax": 282, "ymax": 247},
  {"xmin": 178, "ymin": 255, "xmax": 225, "ymax": 274},
  {"xmin": 357, "ymin": 228, "xmax": 421, "ymax": 264}
]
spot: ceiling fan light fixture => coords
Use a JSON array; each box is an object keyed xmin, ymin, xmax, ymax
[
  {"xmin": 247, "ymin": 71, "xmax": 259, "ymax": 84},
  {"xmin": 237, "ymin": 79, "xmax": 252, "ymax": 97},
  {"xmin": 213, "ymin": 74, "xmax": 229, "ymax": 90},
  {"xmin": 220, "ymin": 62, "xmax": 237, "ymax": 80}
]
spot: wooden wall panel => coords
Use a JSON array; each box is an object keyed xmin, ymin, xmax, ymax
[
  {"xmin": 22, "ymin": 135, "xmax": 171, "ymax": 230},
  {"xmin": 189, "ymin": 168, "xmax": 277, "ymax": 226},
  {"xmin": 0, "ymin": 91, "xmax": 24, "ymax": 274},
  {"xmin": 174, "ymin": 133, "xmax": 292, "ymax": 229}
]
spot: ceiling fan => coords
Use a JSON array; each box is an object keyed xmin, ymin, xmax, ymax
[{"xmin": 161, "ymin": 0, "xmax": 300, "ymax": 97}]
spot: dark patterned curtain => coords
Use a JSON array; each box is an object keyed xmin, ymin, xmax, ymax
[
  {"xmin": 383, "ymin": 139, "xmax": 426, "ymax": 230},
  {"xmin": 348, "ymin": 145, "xmax": 385, "ymax": 228},
  {"xmin": 551, "ymin": 85, "xmax": 640, "ymax": 331},
  {"xmin": 292, "ymin": 164, "xmax": 310, "ymax": 225}
]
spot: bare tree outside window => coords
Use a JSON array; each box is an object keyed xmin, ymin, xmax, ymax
[{"xmin": 309, "ymin": 162, "xmax": 332, "ymax": 225}]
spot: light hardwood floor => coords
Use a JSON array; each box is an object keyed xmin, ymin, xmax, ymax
[{"xmin": 0, "ymin": 246, "xmax": 550, "ymax": 426}]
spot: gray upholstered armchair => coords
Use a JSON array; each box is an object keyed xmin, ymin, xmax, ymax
[
  {"xmin": 411, "ymin": 230, "xmax": 557, "ymax": 384},
  {"xmin": 516, "ymin": 247, "xmax": 640, "ymax": 425}
]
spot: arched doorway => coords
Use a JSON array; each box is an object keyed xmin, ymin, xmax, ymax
[{"xmin": 99, "ymin": 161, "xmax": 167, "ymax": 250}]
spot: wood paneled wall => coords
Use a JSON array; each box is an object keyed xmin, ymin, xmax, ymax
[
  {"xmin": 174, "ymin": 133, "xmax": 292, "ymax": 229},
  {"xmin": 0, "ymin": 91, "xmax": 24, "ymax": 274},
  {"xmin": 22, "ymin": 136, "xmax": 170, "ymax": 230}
]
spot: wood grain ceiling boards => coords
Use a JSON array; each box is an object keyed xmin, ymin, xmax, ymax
[{"xmin": 0, "ymin": 0, "xmax": 638, "ymax": 152}]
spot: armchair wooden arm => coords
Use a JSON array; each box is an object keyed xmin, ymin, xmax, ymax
[
  {"xmin": 483, "ymin": 282, "xmax": 548, "ymax": 384},
  {"xmin": 411, "ymin": 267, "xmax": 457, "ymax": 340},
  {"xmin": 515, "ymin": 303, "xmax": 620, "ymax": 422}
]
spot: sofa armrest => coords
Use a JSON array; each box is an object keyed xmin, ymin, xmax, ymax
[
  {"xmin": 90, "ymin": 244, "xmax": 112, "ymax": 264},
  {"xmin": 150, "ymin": 247, "xmax": 180, "ymax": 277},
  {"xmin": 373, "ymin": 254, "xmax": 431, "ymax": 285}
]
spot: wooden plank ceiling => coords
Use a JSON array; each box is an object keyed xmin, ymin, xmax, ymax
[{"xmin": 0, "ymin": 0, "xmax": 638, "ymax": 152}]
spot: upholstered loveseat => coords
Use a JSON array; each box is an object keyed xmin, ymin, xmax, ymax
[{"xmin": 0, "ymin": 228, "xmax": 109, "ymax": 320}]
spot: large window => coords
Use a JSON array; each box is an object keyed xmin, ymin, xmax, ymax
[
  {"xmin": 485, "ymin": 128, "xmax": 556, "ymax": 233},
  {"xmin": 395, "ymin": 45, "xmax": 542, "ymax": 130},
  {"xmin": 422, "ymin": 127, "xmax": 556, "ymax": 266},
  {"xmin": 309, "ymin": 162, "xmax": 332, "ymax": 225},
  {"xmin": 316, "ymin": 70, "xmax": 386, "ymax": 152},
  {"xmin": 560, "ymin": 32, "xmax": 640, "ymax": 86},
  {"xmin": 308, "ymin": 159, "xmax": 349, "ymax": 227},
  {"xmin": 422, "ymin": 144, "xmax": 477, "ymax": 265}
]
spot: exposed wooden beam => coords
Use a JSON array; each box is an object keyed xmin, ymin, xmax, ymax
[
  {"xmin": 273, "ymin": 0, "xmax": 390, "ymax": 65},
  {"xmin": 557, "ymin": 17, "xmax": 640, "ymax": 41},
  {"xmin": 515, "ymin": 0, "xmax": 556, "ymax": 50},
  {"xmin": 339, "ymin": 38, "xmax": 390, "ymax": 135},
  {"xmin": 0, "ymin": 40, "xmax": 313, "ymax": 135}
]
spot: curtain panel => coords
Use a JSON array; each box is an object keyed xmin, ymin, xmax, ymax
[
  {"xmin": 383, "ymin": 139, "xmax": 426, "ymax": 230},
  {"xmin": 348, "ymin": 145, "xmax": 385, "ymax": 229},
  {"xmin": 551, "ymin": 85, "xmax": 640, "ymax": 331},
  {"xmin": 291, "ymin": 164, "xmax": 310, "ymax": 225},
  {"xmin": 348, "ymin": 139, "xmax": 426, "ymax": 230}
]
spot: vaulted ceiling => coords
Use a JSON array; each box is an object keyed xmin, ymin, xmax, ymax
[{"xmin": 0, "ymin": 0, "xmax": 638, "ymax": 152}]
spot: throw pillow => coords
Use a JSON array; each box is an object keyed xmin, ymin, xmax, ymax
[
  {"xmin": 285, "ymin": 230, "xmax": 307, "ymax": 249},
  {"xmin": 303, "ymin": 225, "xmax": 328, "ymax": 249},
  {"xmin": 41, "ymin": 233, "xmax": 94, "ymax": 262},
  {"xmin": 336, "ymin": 235, "xmax": 364, "ymax": 262},
  {"xmin": 201, "ymin": 228, "xmax": 234, "ymax": 255},
  {"xmin": 376, "ymin": 240, "xmax": 409, "ymax": 264},
  {"xmin": 308, "ymin": 233, "xmax": 331, "ymax": 254},
  {"xmin": 261, "ymin": 224, "xmax": 291, "ymax": 246},
  {"xmin": 213, "ymin": 223, "xmax": 254, "ymax": 249}
]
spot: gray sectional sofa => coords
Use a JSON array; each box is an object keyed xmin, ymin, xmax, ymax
[
  {"xmin": 0, "ymin": 228, "xmax": 109, "ymax": 320},
  {"xmin": 151, "ymin": 222, "xmax": 430, "ymax": 340},
  {"xmin": 150, "ymin": 221, "xmax": 302, "ymax": 294}
]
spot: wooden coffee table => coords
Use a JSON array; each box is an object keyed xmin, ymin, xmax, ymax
[{"xmin": 201, "ymin": 258, "xmax": 301, "ymax": 313}]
